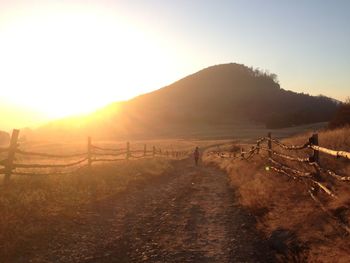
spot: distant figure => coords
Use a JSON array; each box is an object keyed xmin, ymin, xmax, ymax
[{"xmin": 194, "ymin": 147, "xmax": 200, "ymax": 166}]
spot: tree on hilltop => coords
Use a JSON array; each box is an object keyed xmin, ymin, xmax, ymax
[{"xmin": 328, "ymin": 97, "xmax": 350, "ymax": 129}]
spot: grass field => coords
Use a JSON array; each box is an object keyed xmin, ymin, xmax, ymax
[
  {"xmin": 0, "ymin": 138, "xmax": 215, "ymax": 260},
  {"xmin": 0, "ymin": 158, "xmax": 172, "ymax": 259},
  {"xmin": 0, "ymin": 123, "xmax": 344, "ymax": 261},
  {"xmin": 162, "ymin": 121, "xmax": 328, "ymax": 140},
  {"xmin": 204, "ymin": 126, "xmax": 350, "ymax": 262}
]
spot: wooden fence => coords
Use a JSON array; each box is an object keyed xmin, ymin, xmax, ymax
[
  {"xmin": 0, "ymin": 129, "xmax": 190, "ymax": 183},
  {"xmin": 207, "ymin": 132, "xmax": 350, "ymax": 234}
]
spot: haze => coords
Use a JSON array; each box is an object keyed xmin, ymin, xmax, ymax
[{"xmin": 0, "ymin": 0, "xmax": 349, "ymax": 131}]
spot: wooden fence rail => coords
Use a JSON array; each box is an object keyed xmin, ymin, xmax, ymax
[
  {"xmin": 207, "ymin": 132, "xmax": 350, "ymax": 234},
  {"xmin": 309, "ymin": 145, "xmax": 350, "ymax": 159},
  {"xmin": 15, "ymin": 149, "xmax": 87, "ymax": 158},
  {"xmin": 0, "ymin": 129, "xmax": 190, "ymax": 183}
]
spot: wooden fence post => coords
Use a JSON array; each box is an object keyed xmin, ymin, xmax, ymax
[
  {"xmin": 144, "ymin": 144, "xmax": 147, "ymax": 157},
  {"xmin": 311, "ymin": 133, "xmax": 319, "ymax": 163},
  {"xmin": 310, "ymin": 133, "xmax": 321, "ymax": 190},
  {"xmin": 268, "ymin": 132, "xmax": 272, "ymax": 158},
  {"xmin": 87, "ymin": 137, "xmax": 92, "ymax": 169},
  {"xmin": 126, "ymin": 142, "xmax": 130, "ymax": 160},
  {"xmin": 152, "ymin": 146, "xmax": 156, "ymax": 157},
  {"xmin": 257, "ymin": 141, "xmax": 260, "ymax": 154},
  {"xmin": 4, "ymin": 129, "xmax": 20, "ymax": 184}
]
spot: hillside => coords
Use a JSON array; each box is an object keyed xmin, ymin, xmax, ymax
[{"xmin": 34, "ymin": 63, "xmax": 338, "ymax": 140}]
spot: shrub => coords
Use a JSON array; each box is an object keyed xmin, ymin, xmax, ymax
[{"xmin": 329, "ymin": 98, "xmax": 350, "ymax": 129}]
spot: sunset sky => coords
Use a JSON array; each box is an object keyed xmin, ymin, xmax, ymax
[{"xmin": 0, "ymin": 0, "xmax": 349, "ymax": 130}]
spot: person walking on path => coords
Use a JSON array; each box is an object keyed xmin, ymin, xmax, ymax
[{"xmin": 194, "ymin": 147, "xmax": 200, "ymax": 166}]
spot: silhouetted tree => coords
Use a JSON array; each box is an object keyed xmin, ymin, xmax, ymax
[{"xmin": 328, "ymin": 98, "xmax": 350, "ymax": 129}]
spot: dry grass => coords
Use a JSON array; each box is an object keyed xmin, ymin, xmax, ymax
[
  {"xmin": 0, "ymin": 137, "xmax": 216, "ymax": 260},
  {"xmin": 204, "ymin": 126, "xmax": 350, "ymax": 262},
  {"xmin": 0, "ymin": 158, "xmax": 171, "ymax": 259}
]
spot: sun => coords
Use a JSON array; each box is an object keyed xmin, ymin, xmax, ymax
[{"xmin": 0, "ymin": 7, "xmax": 176, "ymax": 119}]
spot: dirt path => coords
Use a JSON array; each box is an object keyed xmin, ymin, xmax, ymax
[{"xmin": 24, "ymin": 159, "xmax": 275, "ymax": 263}]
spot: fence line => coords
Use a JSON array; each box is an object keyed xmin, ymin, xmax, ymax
[
  {"xmin": 309, "ymin": 145, "xmax": 350, "ymax": 159},
  {"xmin": 92, "ymin": 151, "xmax": 128, "ymax": 157},
  {"xmin": 15, "ymin": 149, "xmax": 87, "ymax": 158},
  {"xmin": 14, "ymin": 157, "xmax": 88, "ymax": 169},
  {"xmin": 265, "ymin": 137, "xmax": 309, "ymax": 150},
  {"xmin": 207, "ymin": 132, "xmax": 350, "ymax": 234},
  {"xmin": 0, "ymin": 129, "xmax": 190, "ymax": 182},
  {"xmin": 311, "ymin": 162, "xmax": 350, "ymax": 181},
  {"xmin": 91, "ymin": 145, "xmax": 125, "ymax": 152},
  {"xmin": 268, "ymin": 157, "xmax": 313, "ymax": 178},
  {"xmin": 259, "ymin": 146, "xmax": 311, "ymax": 163},
  {"xmin": 91, "ymin": 158, "xmax": 125, "ymax": 163},
  {"xmin": 12, "ymin": 169, "xmax": 86, "ymax": 177}
]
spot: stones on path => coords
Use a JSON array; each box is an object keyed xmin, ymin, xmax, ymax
[{"xmin": 24, "ymin": 159, "xmax": 275, "ymax": 262}]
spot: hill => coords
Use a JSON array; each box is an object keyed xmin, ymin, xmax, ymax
[{"xmin": 34, "ymin": 63, "xmax": 338, "ymax": 140}]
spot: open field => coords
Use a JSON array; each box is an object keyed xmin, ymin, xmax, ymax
[
  {"xmin": 204, "ymin": 126, "xmax": 350, "ymax": 262},
  {"xmin": 0, "ymin": 158, "xmax": 170, "ymax": 261},
  {"xmin": 0, "ymin": 138, "xmax": 222, "ymax": 261},
  {"xmin": 135, "ymin": 121, "xmax": 328, "ymax": 141},
  {"xmin": 0, "ymin": 137, "xmax": 222, "ymax": 181},
  {"xmin": 0, "ymin": 125, "xmax": 349, "ymax": 262},
  {"xmin": 0, "ymin": 135, "xmax": 277, "ymax": 262}
]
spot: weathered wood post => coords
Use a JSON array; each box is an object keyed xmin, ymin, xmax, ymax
[
  {"xmin": 310, "ymin": 133, "xmax": 321, "ymax": 191},
  {"xmin": 152, "ymin": 146, "xmax": 156, "ymax": 157},
  {"xmin": 240, "ymin": 147, "xmax": 244, "ymax": 159},
  {"xmin": 311, "ymin": 133, "xmax": 319, "ymax": 164},
  {"xmin": 126, "ymin": 142, "xmax": 130, "ymax": 160},
  {"xmin": 268, "ymin": 132, "xmax": 272, "ymax": 158},
  {"xmin": 4, "ymin": 129, "xmax": 20, "ymax": 184},
  {"xmin": 87, "ymin": 136, "xmax": 92, "ymax": 169},
  {"xmin": 257, "ymin": 140, "xmax": 260, "ymax": 154},
  {"xmin": 144, "ymin": 144, "xmax": 147, "ymax": 157}
]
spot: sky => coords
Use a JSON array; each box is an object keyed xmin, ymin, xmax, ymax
[{"xmin": 0, "ymin": 0, "xmax": 349, "ymax": 130}]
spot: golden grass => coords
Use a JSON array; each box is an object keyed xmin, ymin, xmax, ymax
[
  {"xmin": 0, "ymin": 156, "xmax": 171, "ymax": 260},
  {"xmin": 0, "ymin": 138, "xmax": 216, "ymax": 260},
  {"xmin": 204, "ymin": 126, "xmax": 350, "ymax": 262}
]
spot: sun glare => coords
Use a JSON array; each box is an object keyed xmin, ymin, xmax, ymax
[{"xmin": 0, "ymin": 7, "xmax": 175, "ymax": 119}]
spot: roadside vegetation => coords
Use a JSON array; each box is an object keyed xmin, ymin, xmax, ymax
[
  {"xmin": 0, "ymin": 137, "xmax": 198, "ymax": 261},
  {"xmin": 0, "ymin": 137, "xmax": 218, "ymax": 261},
  {"xmin": 204, "ymin": 126, "xmax": 350, "ymax": 262},
  {"xmin": 0, "ymin": 158, "xmax": 171, "ymax": 260}
]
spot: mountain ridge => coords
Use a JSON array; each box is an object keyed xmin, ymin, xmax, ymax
[{"xmin": 33, "ymin": 63, "xmax": 338, "ymax": 140}]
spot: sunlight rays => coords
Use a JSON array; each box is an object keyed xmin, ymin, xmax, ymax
[{"xmin": 0, "ymin": 7, "xmax": 176, "ymax": 119}]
